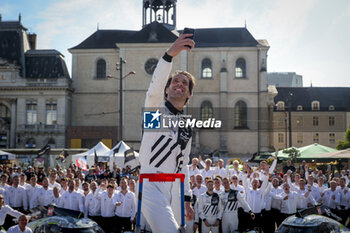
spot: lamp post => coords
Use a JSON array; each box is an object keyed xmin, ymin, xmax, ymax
[
  {"xmin": 286, "ymin": 91, "xmax": 293, "ymax": 147},
  {"xmin": 107, "ymin": 57, "xmax": 136, "ymax": 142}
]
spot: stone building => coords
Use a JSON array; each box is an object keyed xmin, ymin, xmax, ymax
[
  {"xmin": 0, "ymin": 15, "xmax": 72, "ymax": 149},
  {"xmin": 267, "ymin": 72, "xmax": 303, "ymax": 87},
  {"xmin": 273, "ymin": 87, "xmax": 350, "ymax": 150},
  {"xmin": 68, "ymin": 0, "xmax": 276, "ymax": 157}
]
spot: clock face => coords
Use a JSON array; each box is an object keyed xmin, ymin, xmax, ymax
[{"xmin": 144, "ymin": 58, "xmax": 158, "ymax": 75}]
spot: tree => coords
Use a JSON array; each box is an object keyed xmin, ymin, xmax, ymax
[
  {"xmin": 282, "ymin": 148, "xmax": 301, "ymax": 163},
  {"xmin": 336, "ymin": 125, "xmax": 350, "ymax": 150}
]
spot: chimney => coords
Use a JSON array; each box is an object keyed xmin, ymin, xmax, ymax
[
  {"xmin": 28, "ymin": 33, "xmax": 37, "ymax": 50},
  {"xmin": 19, "ymin": 13, "xmax": 21, "ymax": 23},
  {"xmin": 0, "ymin": 14, "xmax": 2, "ymax": 22}
]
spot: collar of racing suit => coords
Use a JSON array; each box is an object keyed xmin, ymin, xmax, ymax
[{"xmin": 165, "ymin": 100, "xmax": 183, "ymax": 115}]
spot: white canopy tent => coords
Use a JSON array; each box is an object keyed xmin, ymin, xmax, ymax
[
  {"xmin": 0, "ymin": 150, "xmax": 16, "ymax": 160},
  {"xmin": 72, "ymin": 141, "xmax": 110, "ymax": 167},
  {"xmin": 108, "ymin": 140, "xmax": 139, "ymax": 170}
]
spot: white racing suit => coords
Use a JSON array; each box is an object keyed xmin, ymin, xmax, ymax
[
  {"xmin": 198, "ymin": 192, "xmax": 222, "ymax": 233},
  {"xmin": 220, "ymin": 189, "xmax": 252, "ymax": 233},
  {"xmin": 139, "ymin": 56, "xmax": 192, "ymax": 233}
]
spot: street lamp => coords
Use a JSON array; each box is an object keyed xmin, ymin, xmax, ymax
[
  {"xmin": 286, "ymin": 91, "xmax": 293, "ymax": 147},
  {"xmin": 107, "ymin": 57, "xmax": 136, "ymax": 142}
]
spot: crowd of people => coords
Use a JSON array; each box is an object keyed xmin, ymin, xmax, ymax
[{"xmin": 0, "ymin": 155, "xmax": 349, "ymax": 232}]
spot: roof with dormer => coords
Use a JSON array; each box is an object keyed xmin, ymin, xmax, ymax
[
  {"xmin": 275, "ymin": 87, "xmax": 350, "ymax": 111},
  {"xmin": 70, "ymin": 21, "xmax": 259, "ymax": 50}
]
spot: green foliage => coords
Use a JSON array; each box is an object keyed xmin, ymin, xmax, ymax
[
  {"xmin": 282, "ymin": 148, "xmax": 301, "ymax": 163},
  {"xmin": 336, "ymin": 125, "xmax": 350, "ymax": 150}
]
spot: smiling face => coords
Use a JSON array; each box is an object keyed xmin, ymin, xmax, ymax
[{"xmin": 165, "ymin": 74, "xmax": 191, "ymax": 105}]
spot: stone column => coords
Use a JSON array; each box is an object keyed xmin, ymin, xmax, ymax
[{"xmin": 10, "ymin": 99, "xmax": 17, "ymax": 148}]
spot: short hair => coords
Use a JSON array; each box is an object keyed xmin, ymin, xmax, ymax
[
  {"xmin": 107, "ymin": 184, "xmax": 115, "ymax": 189},
  {"xmin": 206, "ymin": 179, "xmax": 214, "ymax": 183},
  {"xmin": 164, "ymin": 70, "xmax": 196, "ymax": 105},
  {"xmin": 205, "ymin": 159, "xmax": 212, "ymax": 164}
]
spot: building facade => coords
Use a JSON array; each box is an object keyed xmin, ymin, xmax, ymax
[
  {"xmin": 0, "ymin": 16, "xmax": 72, "ymax": 149},
  {"xmin": 68, "ymin": 0, "xmax": 276, "ymax": 157},
  {"xmin": 273, "ymin": 87, "xmax": 350, "ymax": 151},
  {"xmin": 267, "ymin": 72, "xmax": 303, "ymax": 87}
]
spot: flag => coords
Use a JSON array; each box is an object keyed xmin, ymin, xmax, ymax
[
  {"xmin": 124, "ymin": 149, "xmax": 136, "ymax": 163},
  {"xmin": 38, "ymin": 144, "xmax": 51, "ymax": 158},
  {"xmin": 76, "ymin": 157, "xmax": 87, "ymax": 171},
  {"xmin": 94, "ymin": 149, "xmax": 98, "ymax": 165},
  {"xmin": 113, "ymin": 143, "xmax": 121, "ymax": 157},
  {"xmin": 56, "ymin": 150, "xmax": 69, "ymax": 162}
]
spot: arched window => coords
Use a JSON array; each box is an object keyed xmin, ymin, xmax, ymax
[
  {"xmin": 234, "ymin": 101, "xmax": 248, "ymax": 128},
  {"xmin": 201, "ymin": 58, "xmax": 212, "ymax": 79},
  {"xmin": 26, "ymin": 138, "xmax": 36, "ymax": 148},
  {"xmin": 47, "ymin": 138, "xmax": 56, "ymax": 148},
  {"xmin": 311, "ymin": 101, "xmax": 320, "ymax": 110},
  {"xmin": 200, "ymin": 101, "xmax": 213, "ymax": 121},
  {"xmin": 235, "ymin": 58, "xmax": 246, "ymax": 78},
  {"xmin": 96, "ymin": 59, "xmax": 106, "ymax": 79}
]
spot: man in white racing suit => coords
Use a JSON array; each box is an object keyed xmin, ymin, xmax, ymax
[
  {"xmin": 197, "ymin": 179, "xmax": 222, "ymax": 233},
  {"xmin": 139, "ymin": 33, "xmax": 195, "ymax": 233},
  {"xmin": 220, "ymin": 177, "xmax": 255, "ymax": 233}
]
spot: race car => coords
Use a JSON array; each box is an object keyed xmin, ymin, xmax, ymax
[
  {"xmin": 276, "ymin": 206, "xmax": 350, "ymax": 233},
  {"xmin": 27, "ymin": 205, "xmax": 104, "ymax": 233}
]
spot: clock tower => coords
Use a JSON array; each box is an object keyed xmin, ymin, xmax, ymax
[{"xmin": 142, "ymin": 0, "xmax": 177, "ymax": 30}]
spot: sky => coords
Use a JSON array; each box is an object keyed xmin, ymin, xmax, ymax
[{"xmin": 1, "ymin": 0, "xmax": 350, "ymax": 87}]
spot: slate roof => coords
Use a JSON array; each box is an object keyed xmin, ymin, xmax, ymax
[
  {"xmin": 275, "ymin": 87, "xmax": 350, "ymax": 111},
  {"xmin": 179, "ymin": 27, "xmax": 259, "ymax": 47},
  {"xmin": 25, "ymin": 50, "xmax": 70, "ymax": 79},
  {"xmin": 70, "ymin": 22, "xmax": 259, "ymax": 50},
  {"xmin": 0, "ymin": 30, "xmax": 23, "ymax": 66}
]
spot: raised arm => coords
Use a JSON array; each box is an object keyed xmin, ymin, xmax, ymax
[{"xmin": 144, "ymin": 34, "xmax": 194, "ymax": 108}]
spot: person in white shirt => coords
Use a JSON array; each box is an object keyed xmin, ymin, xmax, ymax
[
  {"xmin": 188, "ymin": 158, "xmax": 201, "ymax": 178},
  {"xmin": 321, "ymin": 180, "xmax": 340, "ymax": 211},
  {"xmin": 26, "ymin": 175, "xmax": 40, "ymax": 205},
  {"xmin": 274, "ymin": 183, "xmax": 311, "ymax": 220},
  {"xmin": 114, "ymin": 177, "xmax": 136, "ymax": 232},
  {"xmin": 0, "ymin": 194, "xmax": 25, "ymax": 230},
  {"xmin": 338, "ymin": 177, "xmax": 350, "ymax": 225},
  {"xmin": 213, "ymin": 177, "xmax": 224, "ymax": 194},
  {"xmin": 29, "ymin": 177, "xmax": 55, "ymax": 208},
  {"xmin": 84, "ymin": 181, "xmax": 101, "ymax": 223},
  {"xmin": 57, "ymin": 179, "xmax": 84, "ymax": 213},
  {"xmin": 192, "ymin": 175, "xmax": 207, "ymax": 198},
  {"xmin": 48, "ymin": 172, "xmax": 61, "ymax": 190},
  {"xmin": 316, "ymin": 176, "xmax": 328, "ymax": 195},
  {"xmin": 19, "ymin": 174, "xmax": 30, "ymax": 190},
  {"xmin": 7, "ymin": 215, "xmax": 32, "ymax": 233},
  {"xmin": 59, "ymin": 177, "xmax": 68, "ymax": 195},
  {"xmin": 241, "ymin": 164, "xmax": 269, "ymax": 230},
  {"xmin": 98, "ymin": 184, "xmax": 116, "ymax": 233},
  {"xmin": 263, "ymin": 177, "xmax": 283, "ymax": 233},
  {"xmin": 191, "ymin": 174, "xmax": 207, "ymax": 233},
  {"xmin": 0, "ymin": 174, "xmax": 10, "ymax": 191},
  {"xmin": 5, "ymin": 176, "xmax": 28, "ymax": 211},
  {"xmin": 307, "ymin": 175, "xmax": 321, "ymax": 202},
  {"xmin": 226, "ymin": 160, "xmax": 242, "ymax": 181},
  {"xmin": 200, "ymin": 158, "xmax": 215, "ymax": 180},
  {"xmin": 295, "ymin": 179, "xmax": 317, "ymax": 210},
  {"xmin": 213, "ymin": 159, "xmax": 228, "ymax": 178}
]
